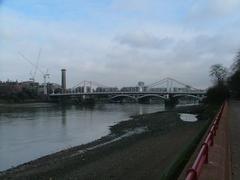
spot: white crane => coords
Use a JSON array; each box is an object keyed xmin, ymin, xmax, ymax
[{"xmin": 18, "ymin": 49, "xmax": 50, "ymax": 95}]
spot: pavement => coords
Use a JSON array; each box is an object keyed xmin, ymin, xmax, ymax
[
  {"xmin": 198, "ymin": 101, "xmax": 231, "ymax": 180},
  {"xmin": 182, "ymin": 100, "xmax": 240, "ymax": 180},
  {"xmin": 229, "ymin": 100, "xmax": 240, "ymax": 180}
]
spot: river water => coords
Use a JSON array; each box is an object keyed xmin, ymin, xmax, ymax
[{"xmin": 0, "ymin": 103, "xmax": 164, "ymax": 171}]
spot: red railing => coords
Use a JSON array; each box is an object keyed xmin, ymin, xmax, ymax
[{"xmin": 185, "ymin": 103, "xmax": 225, "ymax": 180}]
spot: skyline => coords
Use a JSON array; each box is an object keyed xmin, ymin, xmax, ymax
[{"xmin": 1, "ymin": 0, "xmax": 240, "ymax": 88}]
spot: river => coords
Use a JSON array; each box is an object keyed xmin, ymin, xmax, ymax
[{"xmin": 0, "ymin": 103, "xmax": 165, "ymax": 171}]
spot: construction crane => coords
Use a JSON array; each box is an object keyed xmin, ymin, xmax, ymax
[{"xmin": 18, "ymin": 49, "xmax": 50, "ymax": 95}]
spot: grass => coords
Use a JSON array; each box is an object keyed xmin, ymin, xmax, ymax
[{"xmin": 159, "ymin": 104, "xmax": 220, "ymax": 180}]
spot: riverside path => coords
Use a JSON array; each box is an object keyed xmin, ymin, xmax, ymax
[
  {"xmin": 229, "ymin": 100, "xmax": 240, "ymax": 180},
  {"xmin": 180, "ymin": 100, "xmax": 240, "ymax": 180}
]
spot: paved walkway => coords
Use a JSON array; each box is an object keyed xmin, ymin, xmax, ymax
[
  {"xmin": 194, "ymin": 100, "xmax": 240, "ymax": 180},
  {"xmin": 198, "ymin": 102, "xmax": 231, "ymax": 180},
  {"xmin": 229, "ymin": 100, "xmax": 240, "ymax": 180},
  {"xmin": 178, "ymin": 101, "xmax": 240, "ymax": 180},
  {"xmin": 178, "ymin": 102, "xmax": 231, "ymax": 180}
]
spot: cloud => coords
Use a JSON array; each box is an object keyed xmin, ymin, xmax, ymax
[
  {"xmin": 114, "ymin": 32, "xmax": 174, "ymax": 50},
  {"xmin": 189, "ymin": 0, "xmax": 240, "ymax": 19},
  {"xmin": 210, "ymin": 0, "xmax": 240, "ymax": 14},
  {"xmin": 111, "ymin": 0, "xmax": 157, "ymax": 13},
  {"xmin": 104, "ymin": 31, "xmax": 240, "ymax": 88},
  {"xmin": 1, "ymin": 1, "xmax": 240, "ymax": 89}
]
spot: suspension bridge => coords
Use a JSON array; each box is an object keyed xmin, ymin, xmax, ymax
[{"xmin": 49, "ymin": 77, "xmax": 206, "ymax": 102}]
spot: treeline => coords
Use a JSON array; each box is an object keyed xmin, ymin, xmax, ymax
[
  {"xmin": 228, "ymin": 51, "xmax": 240, "ymax": 98},
  {"xmin": 0, "ymin": 87, "xmax": 41, "ymax": 103},
  {"xmin": 206, "ymin": 51, "xmax": 240, "ymax": 104}
]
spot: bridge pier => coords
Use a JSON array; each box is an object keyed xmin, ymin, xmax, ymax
[
  {"xmin": 58, "ymin": 96, "xmax": 72, "ymax": 104},
  {"xmin": 138, "ymin": 98, "xmax": 151, "ymax": 104},
  {"xmin": 165, "ymin": 95, "xmax": 178, "ymax": 109}
]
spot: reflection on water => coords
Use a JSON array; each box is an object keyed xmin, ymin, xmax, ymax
[{"xmin": 0, "ymin": 103, "xmax": 164, "ymax": 171}]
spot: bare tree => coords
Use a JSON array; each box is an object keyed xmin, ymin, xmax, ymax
[
  {"xmin": 232, "ymin": 50, "xmax": 240, "ymax": 72},
  {"xmin": 228, "ymin": 50, "xmax": 240, "ymax": 98},
  {"xmin": 209, "ymin": 64, "xmax": 228, "ymax": 85}
]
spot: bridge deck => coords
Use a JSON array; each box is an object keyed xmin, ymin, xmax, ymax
[{"xmin": 50, "ymin": 91, "xmax": 206, "ymax": 97}]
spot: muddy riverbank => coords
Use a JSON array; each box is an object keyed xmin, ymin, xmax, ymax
[{"xmin": 0, "ymin": 105, "xmax": 209, "ymax": 180}]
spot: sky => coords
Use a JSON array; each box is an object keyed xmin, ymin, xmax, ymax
[{"xmin": 1, "ymin": 0, "xmax": 240, "ymax": 89}]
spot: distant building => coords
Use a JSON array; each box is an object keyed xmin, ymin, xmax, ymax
[
  {"xmin": 19, "ymin": 81, "xmax": 39, "ymax": 97},
  {"xmin": 74, "ymin": 86, "xmax": 84, "ymax": 93},
  {"xmin": 121, "ymin": 86, "xmax": 140, "ymax": 92},
  {"xmin": 148, "ymin": 87, "xmax": 167, "ymax": 92},
  {"xmin": 96, "ymin": 87, "xmax": 119, "ymax": 92},
  {"xmin": 0, "ymin": 81, "xmax": 22, "ymax": 96},
  {"xmin": 121, "ymin": 82, "xmax": 149, "ymax": 92},
  {"xmin": 172, "ymin": 87, "xmax": 190, "ymax": 92},
  {"xmin": 70, "ymin": 86, "xmax": 93, "ymax": 93},
  {"xmin": 20, "ymin": 81, "xmax": 39, "ymax": 88},
  {"xmin": 38, "ymin": 83, "xmax": 62, "ymax": 95},
  {"xmin": 138, "ymin": 81, "xmax": 145, "ymax": 92}
]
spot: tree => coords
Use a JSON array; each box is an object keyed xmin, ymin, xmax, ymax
[
  {"xmin": 205, "ymin": 64, "xmax": 229, "ymax": 104},
  {"xmin": 228, "ymin": 50, "xmax": 240, "ymax": 98},
  {"xmin": 209, "ymin": 64, "xmax": 228, "ymax": 85},
  {"xmin": 228, "ymin": 70, "xmax": 240, "ymax": 98},
  {"xmin": 232, "ymin": 50, "xmax": 240, "ymax": 72},
  {"xmin": 205, "ymin": 84, "xmax": 229, "ymax": 104}
]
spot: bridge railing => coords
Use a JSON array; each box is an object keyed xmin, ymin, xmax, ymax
[
  {"xmin": 185, "ymin": 102, "xmax": 225, "ymax": 180},
  {"xmin": 52, "ymin": 89, "xmax": 206, "ymax": 95}
]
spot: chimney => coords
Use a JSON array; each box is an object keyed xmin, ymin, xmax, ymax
[{"xmin": 61, "ymin": 69, "xmax": 66, "ymax": 93}]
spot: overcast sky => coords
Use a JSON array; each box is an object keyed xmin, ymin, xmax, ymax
[{"xmin": 1, "ymin": 0, "xmax": 240, "ymax": 89}]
